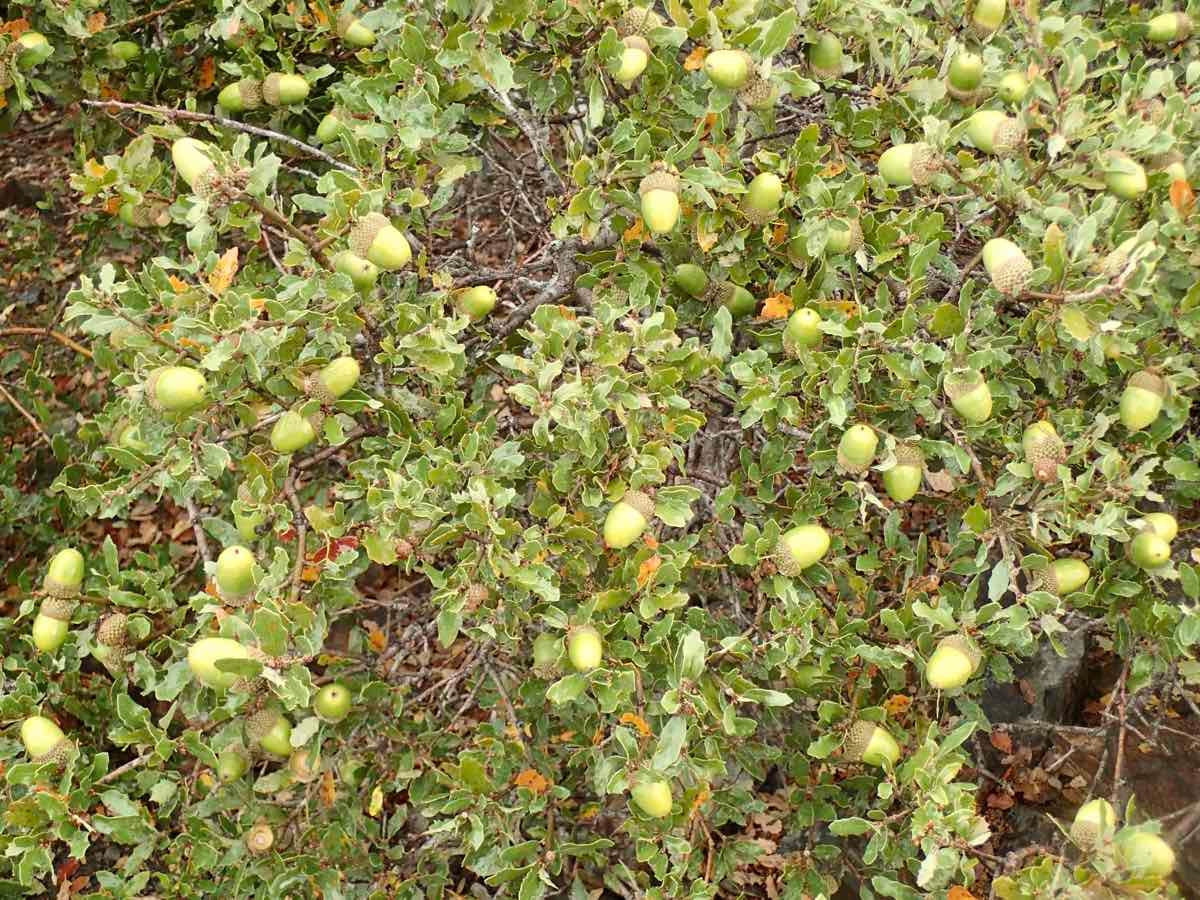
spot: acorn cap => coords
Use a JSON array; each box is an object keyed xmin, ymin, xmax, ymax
[
  {"xmin": 335, "ymin": 10, "xmax": 362, "ymax": 37},
  {"xmin": 944, "ymin": 368, "xmax": 986, "ymax": 400},
  {"xmin": 32, "ymin": 737, "xmax": 74, "ymax": 767},
  {"xmin": 1023, "ymin": 422, "xmax": 1066, "ymax": 482},
  {"xmin": 738, "ymin": 74, "xmax": 776, "ymax": 109},
  {"xmin": 704, "ymin": 281, "xmax": 735, "ymax": 305},
  {"xmin": 246, "ymin": 822, "xmax": 275, "ymax": 854},
  {"xmin": 1127, "ymin": 369, "xmax": 1167, "ymax": 398},
  {"xmin": 938, "ymin": 634, "xmax": 982, "ymax": 671},
  {"xmin": 638, "ymin": 169, "xmax": 679, "ymax": 197},
  {"xmin": 839, "ymin": 218, "xmax": 864, "ymax": 252},
  {"xmin": 348, "ymin": 212, "xmax": 390, "ymax": 257},
  {"xmin": 909, "ymin": 143, "xmax": 942, "ymax": 186},
  {"xmin": 622, "ymin": 35, "xmax": 651, "ymax": 55},
  {"xmin": 893, "ymin": 443, "xmax": 925, "ymax": 468},
  {"xmin": 621, "ymin": 490, "xmax": 655, "ymax": 520},
  {"xmin": 990, "ymin": 117, "xmax": 1026, "ymax": 156},
  {"xmin": 843, "ymin": 720, "xmax": 879, "ymax": 761},
  {"xmin": 97, "ymin": 613, "xmax": 129, "ymax": 648},
  {"xmin": 244, "ymin": 704, "xmax": 283, "ymax": 743},
  {"xmin": 40, "ymin": 595, "xmax": 76, "ymax": 621},
  {"xmin": 617, "ymin": 6, "xmax": 664, "ymax": 37}
]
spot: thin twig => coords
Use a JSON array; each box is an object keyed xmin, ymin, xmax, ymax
[
  {"xmin": 95, "ymin": 751, "xmax": 155, "ymax": 785},
  {"xmin": 486, "ymin": 662, "xmax": 531, "ymax": 762},
  {"xmin": 183, "ymin": 496, "xmax": 212, "ymax": 564},
  {"xmin": 0, "ymin": 327, "xmax": 94, "ymax": 359},
  {"xmin": 0, "ymin": 383, "xmax": 53, "ymax": 449},
  {"xmin": 284, "ymin": 470, "xmax": 306, "ymax": 604},
  {"xmin": 97, "ymin": 0, "xmax": 195, "ymax": 32},
  {"xmin": 295, "ymin": 425, "xmax": 379, "ymax": 471}
]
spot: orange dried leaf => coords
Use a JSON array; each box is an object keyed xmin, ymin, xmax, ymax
[
  {"xmin": 688, "ymin": 787, "xmax": 710, "ymax": 818},
  {"xmin": 883, "ymin": 694, "xmax": 911, "ymax": 716},
  {"xmin": 364, "ymin": 620, "xmax": 387, "ymax": 654},
  {"xmin": 103, "ymin": 197, "xmax": 121, "ymax": 215},
  {"xmin": 513, "ymin": 768, "xmax": 551, "ymax": 795},
  {"xmin": 636, "ymin": 554, "xmax": 662, "ymax": 588},
  {"xmin": 948, "ymin": 888, "xmax": 977, "ymax": 900},
  {"xmin": 168, "ymin": 275, "xmax": 190, "ymax": 293},
  {"xmin": 643, "ymin": 533, "xmax": 659, "ymax": 550},
  {"xmin": 683, "ymin": 46, "xmax": 708, "ymax": 71},
  {"xmin": 301, "ymin": 565, "xmax": 321, "ymax": 582},
  {"xmin": 619, "ymin": 712, "xmax": 652, "ymax": 737},
  {"xmin": 84, "ymin": 159, "xmax": 108, "ymax": 179},
  {"xmin": 820, "ymin": 161, "xmax": 846, "ymax": 178},
  {"xmin": 1170, "ymin": 179, "xmax": 1195, "ymax": 217},
  {"xmin": 1, "ymin": 19, "xmax": 31, "ymax": 37},
  {"xmin": 320, "ymin": 770, "xmax": 336, "ymax": 807},
  {"xmin": 309, "ymin": 2, "xmax": 330, "ymax": 25},
  {"xmin": 623, "ymin": 218, "xmax": 645, "ymax": 244},
  {"xmin": 86, "ymin": 11, "xmax": 107, "ymax": 33},
  {"xmin": 208, "ymin": 247, "xmax": 239, "ymax": 296},
  {"xmin": 760, "ymin": 293, "xmax": 793, "ymax": 320},
  {"xmin": 197, "ymin": 57, "xmax": 216, "ymax": 91},
  {"xmin": 989, "ymin": 730, "xmax": 1014, "ymax": 754}
]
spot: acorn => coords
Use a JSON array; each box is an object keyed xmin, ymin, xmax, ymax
[
  {"xmin": 1070, "ymin": 798, "xmax": 1117, "ymax": 850},
  {"xmin": 270, "ymin": 409, "xmax": 320, "ymax": 454},
  {"xmin": 333, "ymin": 250, "xmax": 380, "ymax": 290},
  {"xmin": 21, "ymin": 716, "xmax": 72, "ymax": 766},
  {"xmin": 947, "ymin": 51, "xmax": 984, "ymax": 101},
  {"xmin": 1119, "ymin": 370, "xmax": 1166, "ymax": 431},
  {"xmin": 639, "ymin": 166, "xmax": 680, "ymax": 234},
  {"xmin": 456, "ymin": 286, "xmax": 498, "ymax": 321},
  {"xmin": 1022, "ymin": 420, "xmax": 1066, "ymax": 482},
  {"xmin": 32, "ymin": 596, "xmax": 74, "ymax": 654},
  {"xmin": 944, "ymin": 368, "xmax": 993, "ymax": 423},
  {"xmin": 349, "ymin": 212, "xmax": 412, "ymax": 269},
  {"xmin": 109, "ymin": 40, "xmax": 141, "ymax": 63},
  {"xmin": 245, "ymin": 705, "xmax": 293, "ymax": 757},
  {"xmin": 882, "ymin": 443, "xmax": 925, "ymax": 503},
  {"xmin": 926, "ymin": 634, "xmax": 982, "ymax": 690},
  {"xmin": 775, "ymin": 524, "xmax": 831, "ymax": 576},
  {"xmin": 964, "ymin": 110, "xmax": 1026, "ymax": 156},
  {"xmin": 94, "ymin": 612, "xmax": 130, "ymax": 675},
  {"xmin": 1038, "ymin": 558, "xmax": 1090, "ymax": 595},
  {"xmin": 997, "ymin": 71, "xmax": 1029, "ymax": 104},
  {"xmin": 1142, "ymin": 512, "xmax": 1178, "ymax": 542},
  {"xmin": 336, "ymin": 8, "xmax": 377, "ymax": 47},
  {"xmin": 1129, "ymin": 529, "xmax": 1171, "ymax": 570},
  {"xmin": 705, "ymin": 281, "xmax": 756, "ymax": 318},
  {"xmin": 1146, "ymin": 12, "xmax": 1192, "ymax": 43},
  {"xmin": 261, "ymin": 72, "xmax": 309, "ymax": 107},
  {"xmin": 702, "ymin": 49, "xmax": 752, "ymax": 89},
  {"xmin": 603, "ymin": 490, "xmax": 655, "ymax": 549},
  {"xmin": 617, "ymin": 6, "xmax": 664, "ymax": 37},
  {"xmin": 148, "ymin": 366, "xmax": 208, "ymax": 413},
  {"xmin": 314, "ymin": 682, "xmax": 353, "ymax": 722},
  {"xmin": 171, "ymin": 137, "xmax": 217, "ymax": 190},
  {"xmin": 673, "ymin": 263, "xmax": 709, "ymax": 298},
  {"xmin": 217, "ymin": 79, "xmax": 263, "ymax": 114},
  {"xmin": 837, "ymin": 423, "xmax": 878, "ymax": 474},
  {"xmin": 1150, "ymin": 150, "xmax": 1188, "ymax": 184},
  {"xmin": 825, "ymin": 218, "xmax": 863, "ymax": 255},
  {"xmin": 289, "ymin": 748, "xmax": 321, "ymax": 782},
  {"xmin": 807, "ymin": 33, "xmax": 843, "ymax": 79},
  {"xmin": 15, "ymin": 32, "xmax": 52, "ymax": 68},
  {"xmin": 215, "ymin": 545, "xmax": 256, "ymax": 604},
  {"xmin": 245, "ymin": 822, "xmax": 275, "ymax": 855},
  {"xmin": 878, "ymin": 142, "xmax": 941, "ymax": 187},
  {"xmin": 982, "ymin": 237, "xmax": 1033, "ymax": 295},
  {"xmin": 843, "ymin": 720, "xmax": 901, "ymax": 767},
  {"xmin": 970, "ymin": 0, "xmax": 1006, "ymax": 35},
  {"xmin": 743, "ymin": 172, "xmax": 783, "ymax": 224},
  {"xmin": 118, "ymin": 201, "xmax": 168, "ymax": 228},
  {"xmin": 1103, "ymin": 153, "xmax": 1148, "ymax": 200},
  {"xmin": 566, "ymin": 625, "xmax": 604, "ymax": 672},
  {"xmin": 783, "ymin": 308, "xmax": 823, "ymax": 355},
  {"xmin": 217, "ymin": 747, "xmax": 250, "ymax": 782},
  {"xmin": 737, "ymin": 73, "xmax": 776, "ymax": 110},
  {"xmin": 1116, "ymin": 831, "xmax": 1176, "ymax": 877},
  {"xmin": 616, "ymin": 36, "xmax": 651, "ymax": 86},
  {"xmin": 307, "ymin": 356, "xmax": 361, "ymax": 404},
  {"xmin": 43, "ymin": 548, "xmax": 85, "ymax": 598},
  {"xmin": 630, "ymin": 778, "xmax": 673, "ymax": 818},
  {"xmin": 187, "ymin": 637, "xmax": 251, "ymax": 690}
]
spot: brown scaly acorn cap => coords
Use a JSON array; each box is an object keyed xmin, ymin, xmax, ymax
[
  {"xmin": 991, "ymin": 117, "xmax": 1027, "ymax": 157},
  {"xmin": 737, "ymin": 73, "xmax": 775, "ymax": 109},
  {"xmin": 937, "ymin": 634, "xmax": 982, "ymax": 671},
  {"xmin": 893, "ymin": 443, "xmax": 925, "ymax": 468},
  {"xmin": 234, "ymin": 78, "xmax": 263, "ymax": 110},
  {"xmin": 33, "ymin": 737, "xmax": 74, "ymax": 768},
  {"xmin": 992, "ymin": 252, "xmax": 1033, "ymax": 296},
  {"xmin": 193, "ymin": 167, "xmax": 250, "ymax": 205},
  {"xmin": 621, "ymin": 490, "xmax": 656, "ymax": 520},
  {"xmin": 336, "ymin": 10, "xmax": 362, "ymax": 37},
  {"xmin": 841, "ymin": 218, "xmax": 864, "ymax": 251},
  {"xmin": 40, "ymin": 595, "xmax": 77, "ymax": 620},
  {"xmin": 261, "ymin": 73, "xmax": 285, "ymax": 106},
  {"xmin": 944, "ymin": 368, "xmax": 985, "ymax": 400},
  {"xmin": 244, "ymin": 704, "xmax": 282, "ymax": 742},
  {"xmin": 348, "ymin": 212, "xmax": 391, "ymax": 257},
  {"xmin": 1128, "ymin": 369, "xmax": 1167, "ymax": 398},
  {"xmin": 772, "ymin": 534, "xmax": 804, "ymax": 577},
  {"xmin": 842, "ymin": 720, "xmax": 879, "ymax": 761},
  {"xmin": 1030, "ymin": 564, "xmax": 1062, "ymax": 594},
  {"xmin": 0, "ymin": 57, "xmax": 12, "ymax": 91},
  {"xmin": 97, "ymin": 613, "xmax": 129, "ymax": 648},
  {"xmin": 622, "ymin": 35, "xmax": 651, "ymax": 55},
  {"xmin": 304, "ymin": 373, "xmax": 336, "ymax": 405},
  {"xmin": 638, "ymin": 167, "xmax": 679, "ymax": 197},
  {"xmin": 908, "ymin": 143, "xmax": 942, "ymax": 186},
  {"xmin": 617, "ymin": 6, "xmax": 664, "ymax": 37},
  {"xmin": 1026, "ymin": 430, "xmax": 1066, "ymax": 483},
  {"xmin": 466, "ymin": 583, "xmax": 489, "ymax": 607},
  {"xmin": 704, "ymin": 280, "xmax": 735, "ymax": 305}
]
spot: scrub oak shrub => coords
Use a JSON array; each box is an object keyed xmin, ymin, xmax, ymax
[{"xmin": 2, "ymin": 0, "xmax": 1200, "ymax": 897}]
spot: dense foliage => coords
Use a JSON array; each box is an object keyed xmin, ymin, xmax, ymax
[{"xmin": 1, "ymin": 0, "xmax": 1198, "ymax": 896}]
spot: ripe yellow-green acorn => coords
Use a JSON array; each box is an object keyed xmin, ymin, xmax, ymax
[
  {"xmin": 336, "ymin": 8, "xmax": 376, "ymax": 47},
  {"xmin": 118, "ymin": 201, "xmax": 168, "ymax": 229},
  {"xmin": 878, "ymin": 142, "xmax": 941, "ymax": 187},
  {"xmin": 246, "ymin": 705, "xmax": 293, "ymax": 756},
  {"xmin": 1147, "ymin": 12, "xmax": 1192, "ymax": 43},
  {"xmin": 744, "ymin": 172, "xmax": 783, "ymax": 223},
  {"xmin": 947, "ymin": 51, "xmax": 984, "ymax": 101},
  {"xmin": 775, "ymin": 524, "xmax": 831, "ymax": 576},
  {"xmin": 673, "ymin": 263, "xmax": 709, "ymax": 298},
  {"xmin": 630, "ymin": 778, "xmax": 673, "ymax": 818},
  {"xmin": 808, "ymin": 33, "xmax": 843, "ymax": 79},
  {"xmin": 926, "ymin": 634, "xmax": 982, "ymax": 690},
  {"xmin": 844, "ymin": 720, "xmax": 901, "ymax": 767},
  {"xmin": 333, "ymin": 250, "xmax": 380, "ymax": 290},
  {"xmin": 245, "ymin": 822, "xmax": 275, "ymax": 855},
  {"xmin": 617, "ymin": 6, "xmax": 664, "ymax": 37},
  {"xmin": 21, "ymin": 716, "xmax": 71, "ymax": 765},
  {"xmin": 456, "ymin": 285, "xmax": 498, "ymax": 321},
  {"xmin": 1129, "ymin": 529, "xmax": 1171, "ymax": 570},
  {"xmin": 349, "ymin": 212, "xmax": 412, "ymax": 270},
  {"xmin": 316, "ymin": 108, "xmax": 349, "ymax": 144},
  {"xmin": 1116, "ymin": 831, "xmax": 1176, "ymax": 877},
  {"xmin": 314, "ymin": 682, "xmax": 353, "ymax": 722},
  {"xmin": 566, "ymin": 625, "xmax": 603, "ymax": 672},
  {"xmin": 187, "ymin": 637, "xmax": 251, "ymax": 690},
  {"xmin": 1070, "ymin": 798, "xmax": 1116, "ymax": 850},
  {"xmin": 837, "ymin": 423, "xmax": 879, "ymax": 474},
  {"xmin": 603, "ymin": 490, "xmax": 655, "ymax": 549},
  {"xmin": 148, "ymin": 366, "xmax": 208, "ymax": 413},
  {"xmin": 16, "ymin": 32, "xmax": 53, "ymax": 68},
  {"xmin": 983, "ymin": 238, "xmax": 1033, "ymax": 295},
  {"xmin": 616, "ymin": 36, "xmax": 650, "ymax": 85},
  {"xmin": 997, "ymin": 70, "xmax": 1029, "ymax": 104},
  {"xmin": 217, "ymin": 78, "xmax": 263, "ymax": 114},
  {"xmin": 706, "ymin": 281, "xmax": 756, "ymax": 318},
  {"xmin": 965, "ymin": 110, "xmax": 1026, "ymax": 156},
  {"xmin": 308, "ymin": 356, "xmax": 361, "ymax": 403},
  {"xmin": 43, "ymin": 548, "xmax": 85, "ymax": 598},
  {"xmin": 109, "ymin": 41, "xmax": 140, "ymax": 62},
  {"xmin": 262, "ymin": 72, "xmax": 309, "ymax": 107},
  {"xmin": 217, "ymin": 747, "xmax": 249, "ymax": 782},
  {"xmin": 882, "ymin": 444, "xmax": 925, "ymax": 503},
  {"xmin": 270, "ymin": 409, "xmax": 320, "ymax": 454},
  {"xmin": 1103, "ymin": 153, "xmax": 1148, "ymax": 200},
  {"xmin": 825, "ymin": 218, "xmax": 863, "ymax": 254},
  {"xmin": 1040, "ymin": 558, "xmax": 1090, "ymax": 595},
  {"xmin": 215, "ymin": 545, "xmax": 256, "ymax": 603},
  {"xmin": 971, "ymin": 0, "xmax": 1006, "ymax": 34},
  {"xmin": 171, "ymin": 137, "xmax": 217, "ymax": 189},
  {"xmin": 702, "ymin": 49, "xmax": 752, "ymax": 89},
  {"xmin": 783, "ymin": 307, "xmax": 822, "ymax": 355},
  {"xmin": 638, "ymin": 166, "xmax": 680, "ymax": 234},
  {"xmin": 1022, "ymin": 420, "xmax": 1066, "ymax": 482},
  {"xmin": 944, "ymin": 368, "xmax": 993, "ymax": 424},
  {"xmin": 1119, "ymin": 370, "xmax": 1166, "ymax": 431},
  {"xmin": 32, "ymin": 599, "xmax": 73, "ymax": 654},
  {"xmin": 1142, "ymin": 512, "xmax": 1178, "ymax": 542}
]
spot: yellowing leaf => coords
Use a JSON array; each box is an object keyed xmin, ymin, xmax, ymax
[
  {"xmin": 1170, "ymin": 179, "xmax": 1195, "ymax": 217},
  {"xmin": 948, "ymin": 888, "xmax": 977, "ymax": 900},
  {"xmin": 368, "ymin": 784, "xmax": 384, "ymax": 817},
  {"xmin": 84, "ymin": 159, "xmax": 108, "ymax": 179},
  {"xmin": 168, "ymin": 275, "xmax": 190, "ymax": 294},
  {"xmin": 320, "ymin": 770, "xmax": 336, "ymax": 807},
  {"xmin": 820, "ymin": 161, "xmax": 846, "ymax": 178},
  {"xmin": 197, "ymin": 57, "xmax": 216, "ymax": 91},
  {"xmin": 696, "ymin": 221, "xmax": 718, "ymax": 253},
  {"xmin": 623, "ymin": 218, "xmax": 645, "ymax": 244},
  {"xmin": 636, "ymin": 554, "xmax": 662, "ymax": 588},
  {"xmin": 761, "ymin": 293, "xmax": 792, "ymax": 320},
  {"xmin": 883, "ymin": 694, "xmax": 911, "ymax": 716},
  {"xmin": 683, "ymin": 46, "xmax": 708, "ymax": 71},
  {"xmin": 103, "ymin": 197, "xmax": 121, "ymax": 215},
  {"xmin": 513, "ymin": 768, "xmax": 550, "ymax": 795},
  {"xmin": 208, "ymin": 247, "xmax": 239, "ymax": 296},
  {"xmin": 309, "ymin": 1, "xmax": 330, "ymax": 25},
  {"xmin": 619, "ymin": 712, "xmax": 652, "ymax": 737},
  {"xmin": 86, "ymin": 11, "xmax": 107, "ymax": 33}
]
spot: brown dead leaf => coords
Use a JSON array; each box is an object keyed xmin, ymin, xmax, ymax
[
  {"xmin": 1, "ymin": 19, "xmax": 31, "ymax": 37},
  {"xmin": 683, "ymin": 46, "xmax": 708, "ymax": 71},
  {"xmin": 948, "ymin": 888, "xmax": 978, "ymax": 900},
  {"xmin": 623, "ymin": 218, "xmax": 645, "ymax": 244},
  {"xmin": 924, "ymin": 468, "xmax": 957, "ymax": 493},
  {"xmin": 320, "ymin": 769, "xmax": 336, "ymax": 807},
  {"xmin": 86, "ymin": 11, "xmax": 107, "ymax": 33},
  {"xmin": 820, "ymin": 161, "xmax": 846, "ymax": 178},
  {"xmin": 197, "ymin": 57, "xmax": 216, "ymax": 91},
  {"xmin": 1018, "ymin": 679, "xmax": 1037, "ymax": 705},
  {"xmin": 760, "ymin": 293, "xmax": 792, "ymax": 320},
  {"xmin": 883, "ymin": 694, "xmax": 911, "ymax": 717},
  {"xmin": 986, "ymin": 791, "xmax": 1015, "ymax": 809},
  {"xmin": 513, "ymin": 768, "xmax": 550, "ymax": 795},
  {"xmin": 208, "ymin": 247, "xmax": 239, "ymax": 296},
  {"xmin": 103, "ymin": 197, "xmax": 121, "ymax": 215},
  {"xmin": 363, "ymin": 620, "xmax": 388, "ymax": 654},
  {"xmin": 619, "ymin": 712, "xmax": 652, "ymax": 737},
  {"xmin": 989, "ymin": 730, "xmax": 1014, "ymax": 754},
  {"xmin": 1170, "ymin": 179, "xmax": 1195, "ymax": 217}
]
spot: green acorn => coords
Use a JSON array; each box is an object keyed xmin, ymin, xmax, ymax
[
  {"xmin": 95, "ymin": 612, "xmax": 130, "ymax": 675},
  {"xmin": 743, "ymin": 172, "xmax": 783, "ymax": 224},
  {"xmin": 878, "ymin": 142, "xmax": 941, "ymax": 187},
  {"xmin": 783, "ymin": 307, "xmax": 823, "ymax": 355},
  {"xmin": 262, "ymin": 72, "xmax": 309, "ymax": 107},
  {"xmin": 702, "ymin": 49, "xmax": 752, "ymax": 89},
  {"xmin": 926, "ymin": 634, "xmax": 982, "ymax": 690},
  {"xmin": 289, "ymin": 748, "xmax": 321, "ymax": 783},
  {"xmin": 705, "ymin": 281, "xmax": 756, "ymax": 318},
  {"xmin": 333, "ymin": 250, "xmax": 380, "ymax": 290},
  {"xmin": 807, "ymin": 33, "xmax": 843, "ymax": 79},
  {"xmin": 307, "ymin": 356, "xmax": 361, "ymax": 403},
  {"xmin": 109, "ymin": 41, "xmax": 141, "ymax": 63},
  {"xmin": 456, "ymin": 286, "xmax": 498, "ymax": 321},
  {"xmin": 1022, "ymin": 420, "xmax": 1066, "ymax": 482},
  {"xmin": 970, "ymin": 0, "xmax": 1006, "ymax": 35},
  {"xmin": 843, "ymin": 720, "xmax": 901, "ymax": 767},
  {"xmin": 1129, "ymin": 529, "xmax": 1171, "ymax": 570},
  {"xmin": 43, "ymin": 548, "xmax": 85, "ymax": 598},
  {"xmin": 15, "ymin": 32, "xmax": 52, "ymax": 68},
  {"xmin": 1119, "ymin": 370, "xmax": 1166, "ymax": 431},
  {"xmin": 217, "ymin": 747, "xmax": 250, "ymax": 782},
  {"xmin": 270, "ymin": 409, "xmax": 320, "ymax": 454},
  {"xmin": 964, "ymin": 110, "xmax": 1026, "ymax": 156},
  {"xmin": 1142, "ymin": 512, "xmax": 1178, "ymax": 542},
  {"xmin": 1146, "ymin": 12, "xmax": 1192, "ymax": 43},
  {"xmin": 603, "ymin": 490, "xmax": 655, "ymax": 549},
  {"xmin": 1071, "ymin": 798, "xmax": 1117, "ymax": 849},
  {"xmin": 617, "ymin": 6, "xmax": 664, "ymax": 37},
  {"xmin": 775, "ymin": 524, "xmax": 831, "ymax": 576},
  {"xmin": 1103, "ymin": 153, "xmax": 1148, "ymax": 200},
  {"xmin": 1116, "ymin": 831, "xmax": 1176, "ymax": 877},
  {"xmin": 944, "ymin": 368, "xmax": 993, "ymax": 424},
  {"xmin": 1038, "ymin": 558, "xmax": 1090, "ymax": 595},
  {"xmin": 217, "ymin": 79, "xmax": 264, "ymax": 114},
  {"xmin": 737, "ymin": 72, "xmax": 776, "ymax": 110},
  {"xmin": 982, "ymin": 237, "xmax": 1032, "ymax": 295},
  {"xmin": 825, "ymin": 218, "xmax": 863, "ymax": 255},
  {"xmin": 997, "ymin": 71, "xmax": 1029, "ymax": 104},
  {"xmin": 315, "ymin": 108, "xmax": 349, "ymax": 144},
  {"xmin": 32, "ymin": 596, "xmax": 73, "ymax": 654},
  {"xmin": 639, "ymin": 166, "xmax": 680, "ymax": 234},
  {"xmin": 673, "ymin": 263, "xmax": 709, "ymax": 298},
  {"xmin": 631, "ymin": 778, "xmax": 673, "ymax": 818},
  {"xmin": 187, "ymin": 636, "xmax": 251, "ymax": 690},
  {"xmin": 118, "ymin": 201, "xmax": 168, "ymax": 229},
  {"xmin": 148, "ymin": 366, "xmax": 208, "ymax": 413},
  {"xmin": 349, "ymin": 212, "xmax": 412, "ymax": 269},
  {"xmin": 947, "ymin": 51, "xmax": 984, "ymax": 101},
  {"xmin": 837, "ymin": 423, "xmax": 878, "ymax": 474},
  {"xmin": 245, "ymin": 705, "xmax": 293, "ymax": 757},
  {"xmin": 314, "ymin": 682, "xmax": 353, "ymax": 722},
  {"xmin": 533, "ymin": 631, "xmax": 563, "ymax": 672},
  {"xmin": 21, "ymin": 716, "xmax": 72, "ymax": 766},
  {"xmin": 882, "ymin": 443, "xmax": 924, "ymax": 503},
  {"xmin": 1149, "ymin": 150, "xmax": 1188, "ymax": 184},
  {"xmin": 234, "ymin": 484, "xmax": 267, "ymax": 543},
  {"xmin": 114, "ymin": 421, "xmax": 150, "ymax": 454},
  {"xmin": 616, "ymin": 36, "xmax": 651, "ymax": 85},
  {"xmin": 566, "ymin": 625, "xmax": 603, "ymax": 672},
  {"xmin": 336, "ymin": 8, "xmax": 377, "ymax": 47},
  {"xmin": 171, "ymin": 137, "xmax": 217, "ymax": 190},
  {"xmin": 215, "ymin": 545, "xmax": 256, "ymax": 604}
]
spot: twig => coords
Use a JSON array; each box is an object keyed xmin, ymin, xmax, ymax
[
  {"xmin": 485, "ymin": 86, "xmax": 563, "ymax": 191},
  {"xmin": 246, "ymin": 196, "xmax": 332, "ymax": 270},
  {"xmin": 284, "ymin": 470, "xmax": 306, "ymax": 604},
  {"xmin": 295, "ymin": 425, "xmax": 379, "ymax": 471},
  {"xmin": 95, "ymin": 751, "xmax": 155, "ymax": 785},
  {"xmin": 183, "ymin": 496, "xmax": 212, "ymax": 564},
  {"xmin": 97, "ymin": 0, "xmax": 195, "ymax": 32},
  {"xmin": 1025, "ymin": 256, "xmax": 1140, "ymax": 304},
  {"xmin": 0, "ymin": 383, "xmax": 53, "ymax": 449},
  {"xmin": 0, "ymin": 327, "xmax": 94, "ymax": 359},
  {"xmin": 486, "ymin": 662, "xmax": 531, "ymax": 762}
]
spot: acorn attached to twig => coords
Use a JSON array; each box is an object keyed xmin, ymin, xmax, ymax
[
  {"xmin": 702, "ymin": 49, "xmax": 752, "ymax": 89},
  {"xmin": 638, "ymin": 164, "xmax": 680, "ymax": 234},
  {"xmin": 306, "ymin": 357, "xmax": 361, "ymax": 404},
  {"xmin": 944, "ymin": 368, "xmax": 993, "ymax": 424},
  {"xmin": 965, "ymin": 110, "xmax": 1026, "ymax": 157},
  {"xmin": 95, "ymin": 613, "xmax": 131, "ymax": 676},
  {"xmin": 1119, "ymin": 370, "xmax": 1166, "ymax": 431},
  {"xmin": 837, "ymin": 423, "xmax": 878, "ymax": 475},
  {"xmin": 1022, "ymin": 420, "xmax": 1066, "ymax": 482},
  {"xmin": 843, "ymin": 720, "xmax": 901, "ymax": 767},
  {"xmin": 217, "ymin": 79, "xmax": 263, "ymax": 114},
  {"xmin": 262, "ymin": 72, "xmax": 309, "ymax": 107},
  {"xmin": 603, "ymin": 490, "xmax": 655, "ymax": 549},
  {"xmin": 337, "ymin": 6, "xmax": 377, "ymax": 47},
  {"xmin": 21, "ymin": 716, "xmax": 73, "ymax": 767},
  {"xmin": 147, "ymin": 366, "xmax": 209, "ymax": 414},
  {"xmin": 882, "ymin": 443, "xmax": 925, "ymax": 503},
  {"xmin": 878, "ymin": 142, "xmax": 941, "ymax": 187},
  {"xmin": 774, "ymin": 524, "xmax": 831, "ymax": 576},
  {"xmin": 349, "ymin": 212, "xmax": 412, "ymax": 270},
  {"xmin": 925, "ymin": 634, "xmax": 982, "ymax": 690}
]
